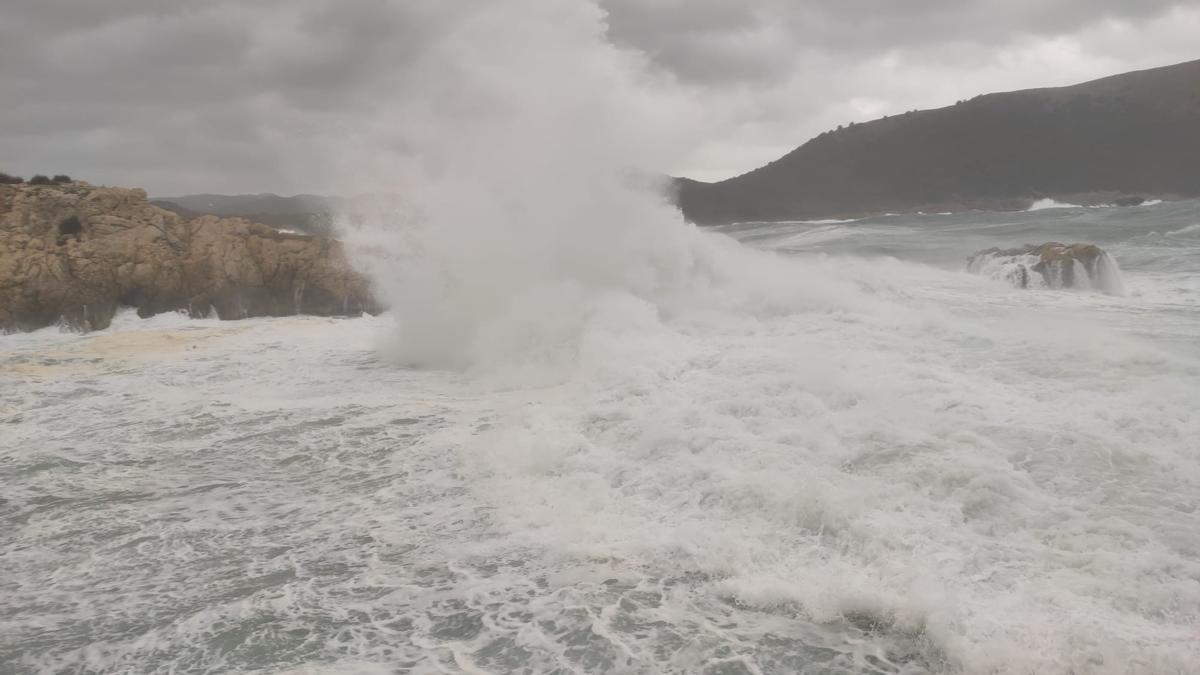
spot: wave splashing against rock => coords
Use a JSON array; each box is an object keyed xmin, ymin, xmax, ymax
[{"xmin": 967, "ymin": 242, "xmax": 1126, "ymax": 295}]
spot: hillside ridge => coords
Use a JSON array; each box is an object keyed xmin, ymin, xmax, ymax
[{"xmin": 677, "ymin": 58, "xmax": 1200, "ymax": 224}]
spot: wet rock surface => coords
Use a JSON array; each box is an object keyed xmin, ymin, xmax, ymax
[{"xmin": 967, "ymin": 242, "xmax": 1125, "ymax": 295}]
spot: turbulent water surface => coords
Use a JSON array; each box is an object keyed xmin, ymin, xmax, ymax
[{"xmin": 3, "ymin": 200, "xmax": 1200, "ymax": 674}]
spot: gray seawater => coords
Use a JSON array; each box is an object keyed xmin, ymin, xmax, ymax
[{"xmin": 3, "ymin": 200, "xmax": 1199, "ymax": 674}]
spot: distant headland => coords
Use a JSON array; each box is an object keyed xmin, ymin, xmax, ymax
[{"xmin": 675, "ymin": 58, "xmax": 1200, "ymax": 224}]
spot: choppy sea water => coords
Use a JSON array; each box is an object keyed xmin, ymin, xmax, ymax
[{"xmin": 3, "ymin": 200, "xmax": 1199, "ymax": 674}]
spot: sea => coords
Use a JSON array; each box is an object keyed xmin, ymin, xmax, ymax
[{"xmin": 3, "ymin": 199, "xmax": 1199, "ymax": 674}]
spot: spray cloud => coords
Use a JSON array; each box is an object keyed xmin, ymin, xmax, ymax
[{"xmin": 333, "ymin": 0, "xmax": 712, "ymax": 369}]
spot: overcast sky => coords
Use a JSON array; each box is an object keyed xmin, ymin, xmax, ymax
[{"xmin": 2, "ymin": 0, "xmax": 1197, "ymax": 195}]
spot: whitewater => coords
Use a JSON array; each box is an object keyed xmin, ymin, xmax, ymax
[
  {"xmin": 3, "ymin": 199, "xmax": 1200, "ymax": 674},
  {"xmin": 5, "ymin": 1, "xmax": 1200, "ymax": 672}
]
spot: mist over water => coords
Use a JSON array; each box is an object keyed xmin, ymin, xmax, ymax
[
  {"xmin": 336, "ymin": 0, "xmax": 708, "ymax": 371},
  {"xmin": 4, "ymin": 2, "xmax": 1200, "ymax": 674},
  {"xmin": 331, "ymin": 5, "xmax": 1200, "ymax": 666}
]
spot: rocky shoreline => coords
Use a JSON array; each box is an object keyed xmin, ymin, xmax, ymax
[{"xmin": 0, "ymin": 182, "xmax": 379, "ymax": 333}]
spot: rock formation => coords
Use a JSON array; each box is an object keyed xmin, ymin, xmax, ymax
[
  {"xmin": 1, "ymin": 181, "xmax": 379, "ymax": 333},
  {"xmin": 966, "ymin": 242, "xmax": 1125, "ymax": 295}
]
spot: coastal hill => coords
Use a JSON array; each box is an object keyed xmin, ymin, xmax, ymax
[{"xmin": 676, "ymin": 58, "xmax": 1200, "ymax": 224}]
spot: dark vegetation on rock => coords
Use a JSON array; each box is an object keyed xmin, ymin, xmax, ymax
[
  {"xmin": 676, "ymin": 59, "xmax": 1200, "ymax": 224},
  {"xmin": 1, "ymin": 172, "xmax": 73, "ymax": 185}
]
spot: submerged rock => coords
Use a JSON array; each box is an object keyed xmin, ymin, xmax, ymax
[
  {"xmin": 967, "ymin": 242, "xmax": 1125, "ymax": 295},
  {"xmin": 1113, "ymin": 196, "xmax": 1146, "ymax": 207},
  {"xmin": 0, "ymin": 182, "xmax": 380, "ymax": 332}
]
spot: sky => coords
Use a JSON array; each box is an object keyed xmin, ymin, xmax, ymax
[{"xmin": 1, "ymin": 0, "xmax": 1198, "ymax": 196}]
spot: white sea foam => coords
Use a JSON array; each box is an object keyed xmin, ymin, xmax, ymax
[
  {"xmin": 6, "ymin": 249, "xmax": 1199, "ymax": 673},
  {"xmin": 316, "ymin": 3, "xmax": 1199, "ymax": 664},
  {"xmin": 5, "ymin": 2, "xmax": 1200, "ymax": 673},
  {"xmin": 293, "ymin": 0, "xmax": 1200, "ymax": 669},
  {"xmin": 1027, "ymin": 198, "xmax": 1084, "ymax": 211},
  {"xmin": 1165, "ymin": 222, "xmax": 1200, "ymax": 238},
  {"xmin": 796, "ymin": 217, "xmax": 863, "ymax": 225}
]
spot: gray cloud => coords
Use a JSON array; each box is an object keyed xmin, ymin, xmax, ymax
[
  {"xmin": 1, "ymin": 0, "xmax": 1197, "ymax": 194},
  {"xmin": 603, "ymin": 0, "xmax": 1186, "ymax": 81}
]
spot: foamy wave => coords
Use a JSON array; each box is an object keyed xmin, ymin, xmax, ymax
[
  {"xmin": 1027, "ymin": 198, "xmax": 1084, "ymax": 211},
  {"xmin": 7, "ymin": 239, "xmax": 1199, "ymax": 674},
  {"xmin": 15, "ymin": 2, "xmax": 1177, "ymax": 672},
  {"xmin": 796, "ymin": 217, "xmax": 862, "ymax": 225},
  {"xmin": 1166, "ymin": 223, "xmax": 1200, "ymax": 238}
]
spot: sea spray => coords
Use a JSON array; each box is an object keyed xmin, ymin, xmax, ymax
[
  {"xmin": 301, "ymin": 2, "xmax": 1200, "ymax": 672},
  {"xmin": 332, "ymin": 0, "xmax": 712, "ymax": 370}
]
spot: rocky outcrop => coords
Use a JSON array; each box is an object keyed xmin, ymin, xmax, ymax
[
  {"xmin": 966, "ymin": 242, "xmax": 1125, "ymax": 295},
  {"xmin": 1, "ymin": 182, "xmax": 379, "ymax": 332}
]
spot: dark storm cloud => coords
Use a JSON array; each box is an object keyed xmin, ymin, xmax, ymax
[
  {"xmin": 0, "ymin": 0, "xmax": 451, "ymax": 192},
  {"xmin": 600, "ymin": 0, "xmax": 1199, "ymax": 180},
  {"xmin": 1, "ymin": 0, "xmax": 1197, "ymax": 193},
  {"xmin": 601, "ymin": 0, "xmax": 1187, "ymax": 83}
]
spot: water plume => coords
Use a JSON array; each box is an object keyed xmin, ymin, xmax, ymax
[{"xmin": 334, "ymin": 0, "xmax": 709, "ymax": 370}]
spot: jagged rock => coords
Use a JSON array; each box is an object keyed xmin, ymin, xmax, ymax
[
  {"xmin": 966, "ymin": 242, "xmax": 1125, "ymax": 295},
  {"xmin": 0, "ymin": 182, "xmax": 380, "ymax": 332}
]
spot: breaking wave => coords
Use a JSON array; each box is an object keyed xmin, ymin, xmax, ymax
[
  {"xmin": 1026, "ymin": 198, "xmax": 1084, "ymax": 211},
  {"xmin": 6, "ymin": 2, "xmax": 1200, "ymax": 674}
]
